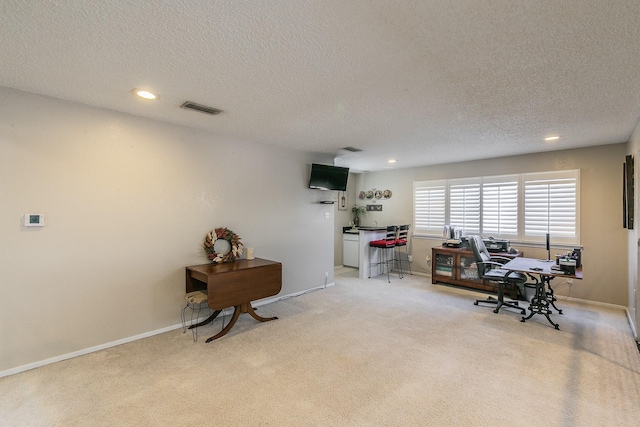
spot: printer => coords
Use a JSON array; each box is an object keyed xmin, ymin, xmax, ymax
[{"xmin": 483, "ymin": 238, "xmax": 510, "ymax": 253}]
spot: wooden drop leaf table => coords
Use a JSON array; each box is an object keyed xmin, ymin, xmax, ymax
[{"xmin": 185, "ymin": 258, "xmax": 282, "ymax": 342}]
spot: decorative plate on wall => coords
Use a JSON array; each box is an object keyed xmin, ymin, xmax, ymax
[
  {"xmin": 365, "ymin": 190, "xmax": 374, "ymax": 199},
  {"xmin": 359, "ymin": 191, "xmax": 365, "ymax": 199},
  {"xmin": 383, "ymin": 190, "xmax": 392, "ymax": 199}
]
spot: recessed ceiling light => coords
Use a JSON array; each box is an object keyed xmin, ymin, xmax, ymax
[
  {"xmin": 134, "ymin": 89, "xmax": 157, "ymax": 100},
  {"xmin": 388, "ymin": 159, "xmax": 397, "ymax": 164},
  {"xmin": 544, "ymin": 136, "xmax": 560, "ymax": 141}
]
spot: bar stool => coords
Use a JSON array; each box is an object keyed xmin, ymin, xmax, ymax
[
  {"xmin": 369, "ymin": 225, "xmax": 398, "ymax": 282},
  {"xmin": 395, "ymin": 224, "xmax": 412, "ymax": 276},
  {"xmin": 181, "ymin": 291, "xmax": 210, "ymax": 342}
]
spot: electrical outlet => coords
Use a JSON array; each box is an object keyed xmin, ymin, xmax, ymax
[
  {"xmin": 325, "ymin": 272, "xmax": 329, "ymax": 279},
  {"xmin": 426, "ymin": 254, "xmax": 431, "ymax": 262},
  {"xmin": 407, "ymin": 255, "xmax": 413, "ymax": 262},
  {"xmin": 567, "ymin": 278, "xmax": 573, "ymax": 285}
]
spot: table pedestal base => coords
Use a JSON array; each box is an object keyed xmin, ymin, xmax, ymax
[
  {"xmin": 188, "ymin": 303, "xmax": 278, "ymax": 343},
  {"xmin": 521, "ymin": 277, "xmax": 560, "ymax": 330},
  {"xmin": 188, "ymin": 310, "xmax": 222, "ymax": 329},
  {"xmin": 546, "ymin": 284, "xmax": 563, "ymax": 314}
]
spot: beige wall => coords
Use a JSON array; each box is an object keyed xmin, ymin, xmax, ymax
[
  {"xmin": 345, "ymin": 144, "xmax": 628, "ymax": 306},
  {"xmin": 627, "ymin": 118, "xmax": 640, "ymax": 339},
  {"xmin": 0, "ymin": 87, "xmax": 336, "ymax": 373}
]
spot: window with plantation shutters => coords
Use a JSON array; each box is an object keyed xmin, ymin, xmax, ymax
[
  {"xmin": 413, "ymin": 181, "xmax": 445, "ymax": 234},
  {"xmin": 413, "ymin": 170, "xmax": 579, "ymax": 244},
  {"xmin": 482, "ymin": 178, "xmax": 518, "ymax": 237},
  {"xmin": 524, "ymin": 171, "xmax": 579, "ymax": 244},
  {"xmin": 449, "ymin": 179, "xmax": 480, "ymax": 235}
]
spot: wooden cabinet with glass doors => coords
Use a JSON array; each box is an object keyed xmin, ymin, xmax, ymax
[{"xmin": 431, "ymin": 246, "xmax": 522, "ymax": 297}]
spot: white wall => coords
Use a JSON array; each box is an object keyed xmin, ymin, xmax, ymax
[
  {"xmin": 332, "ymin": 173, "xmax": 357, "ymax": 266},
  {"xmin": 351, "ymin": 144, "xmax": 629, "ymax": 306},
  {"xmin": 0, "ymin": 87, "xmax": 336, "ymax": 373}
]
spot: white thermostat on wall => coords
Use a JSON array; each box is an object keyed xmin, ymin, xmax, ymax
[{"xmin": 24, "ymin": 214, "xmax": 45, "ymax": 227}]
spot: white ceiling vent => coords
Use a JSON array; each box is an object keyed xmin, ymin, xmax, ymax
[
  {"xmin": 180, "ymin": 101, "xmax": 223, "ymax": 116},
  {"xmin": 341, "ymin": 146, "xmax": 362, "ymax": 152}
]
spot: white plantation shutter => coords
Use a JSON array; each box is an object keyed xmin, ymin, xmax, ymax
[
  {"xmin": 524, "ymin": 170, "xmax": 579, "ymax": 244},
  {"xmin": 482, "ymin": 178, "xmax": 518, "ymax": 237},
  {"xmin": 412, "ymin": 170, "xmax": 579, "ymax": 243},
  {"xmin": 449, "ymin": 180, "xmax": 480, "ymax": 235},
  {"xmin": 414, "ymin": 181, "xmax": 445, "ymax": 234}
]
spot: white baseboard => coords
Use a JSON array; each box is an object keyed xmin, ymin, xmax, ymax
[
  {"xmin": 555, "ymin": 294, "xmax": 627, "ymax": 312},
  {"xmin": 0, "ymin": 323, "xmax": 182, "ymax": 379},
  {"xmin": 551, "ymin": 295, "xmax": 638, "ymax": 340},
  {"xmin": 0, "ymin": 283, "xmax": 335, "ymax": 379},
  {"xmin": 625, "ymin": 308, "xmax": 638, "ymax": 340}
]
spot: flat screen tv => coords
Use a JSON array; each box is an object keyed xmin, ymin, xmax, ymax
[{"xmin": 308, "ymin": 163, "xmax": 349, "ymax": 191}]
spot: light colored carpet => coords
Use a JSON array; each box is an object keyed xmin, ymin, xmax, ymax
[{"xmin": 1, "ymin": 267, "xmax": 640, "ymax": 426}]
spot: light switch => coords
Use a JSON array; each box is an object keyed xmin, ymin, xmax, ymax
[
  {"xmin": 24, "ymin": 214, "xmax": 45, "ymax": 227},
  {"xmin": 325, "ymin": 212, "xmax": 330, "ymax": 219}
]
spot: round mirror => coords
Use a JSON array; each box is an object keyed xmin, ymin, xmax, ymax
[{"xmin": 213, "ymin": 238, "xmax": 231, "ymax": 256}]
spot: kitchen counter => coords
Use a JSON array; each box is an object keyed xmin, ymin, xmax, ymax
[
  {"xmin": 342, "ymin": 226, "xmax": 389, "ymax": 279},
  {"xmin": 342, "ymin": 226, "xmax": 386, "ymax": 233}
]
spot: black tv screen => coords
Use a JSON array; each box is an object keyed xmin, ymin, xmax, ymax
[{"xmin": 308, "ymin": 163, "xmax": 349, "ymax": 191}]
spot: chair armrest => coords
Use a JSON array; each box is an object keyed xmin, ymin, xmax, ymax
[
  {"xmin": 477, "ymin": 261, "xmax": 515, "ymax": 280},
  {"xmin": 476, "ymin": 260, "xmax": 504, "ymax": 269}
]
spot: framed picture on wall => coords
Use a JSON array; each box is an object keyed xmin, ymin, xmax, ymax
[
  {"xmin": 624, "ymin": 154, "xmax": 634, "ymax": 229},
  {"xmin": 338, "ymin": 191, "xmax": 347, "ymax": 211}
]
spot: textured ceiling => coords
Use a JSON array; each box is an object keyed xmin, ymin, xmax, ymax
[{"xmin": 1, "ymin": 0, "xmax": 639, "ymax": 172}]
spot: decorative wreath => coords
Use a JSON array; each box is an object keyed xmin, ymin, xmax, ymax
[{"xmin": 203, "ymin": 227, "xmax": 243, "ymax": 263}]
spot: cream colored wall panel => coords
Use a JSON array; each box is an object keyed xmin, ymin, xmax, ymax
[
  {"xmin": 0, "ymin": 87, "xmax": 334, "ymax": 372},
  {"xmin": 627, "ymin": 118, "xmax": 640, "ymax": 339}
]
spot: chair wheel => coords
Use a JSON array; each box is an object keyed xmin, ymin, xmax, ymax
[
  {"xmin": 493, "ymin": 309, "xmax": 499, "ymax": 313},
  {"xmin": 473, "ymin": 301, "xmax": 478, "ymax": 305}
]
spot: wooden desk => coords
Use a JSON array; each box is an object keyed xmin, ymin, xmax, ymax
[
  {"xmin": 502, "ymin": 257, "xmax": 582, "ymax": 330},
  {"xmin": 186, "ymin": 258, "xmax": 282, "ymax": 342}
]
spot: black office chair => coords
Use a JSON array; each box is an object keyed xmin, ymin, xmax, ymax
[{"xmin": 469, "ymin": 235, "xmax": 526, "ymax": 315}]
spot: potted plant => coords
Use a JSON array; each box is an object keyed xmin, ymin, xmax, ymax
[{"xmin": 351, "ymin": 204, "xmax": 366, "ymax": 227}]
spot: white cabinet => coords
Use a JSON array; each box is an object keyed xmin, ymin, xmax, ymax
[{"xmin": 343, "ymin": 233, "xmax": 359, "ymax": 267}]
